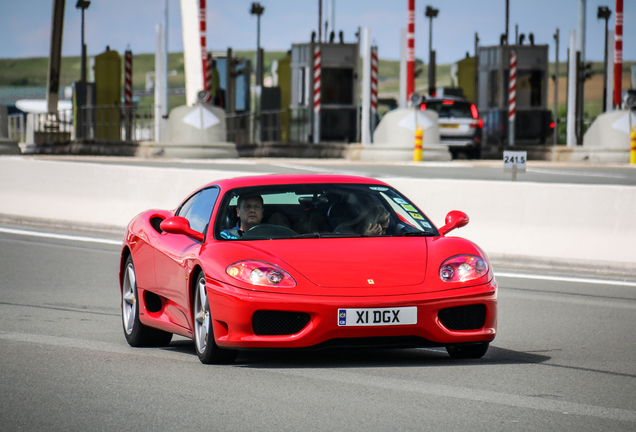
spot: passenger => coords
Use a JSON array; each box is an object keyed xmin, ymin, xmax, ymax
[
  {"xmin": 220, "ymin": 194, "xmax": 264, "ymax": 239},
  {"xmin": 293, "ymin": 212, "xmax": 327, "ymax": 234},
  {"xmin": 267, "ymin": 212, "xmax": 291, "ymax": 228},
  {"xmin": 334, "ymin": 204, "xmax": 390, "ymax": 236}
]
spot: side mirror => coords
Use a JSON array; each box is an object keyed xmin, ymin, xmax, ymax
[
  {"xmin": 438, "ymin": 211, "xmax": 469, "ymax": 236},
  {"xmin": 160, "ymin": 216, "xmax": 205, "ymax": 242}
]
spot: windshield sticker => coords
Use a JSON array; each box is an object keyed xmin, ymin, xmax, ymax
[
  {"xmin": 393, "ymin": 198, "xmax": 407, "ymax": 204},
  {"xmin": 369, "ymin": 186, "xmax": 389, "ymax": 191},
  {"xmin": 409, "ymin": 212, "xmax": 424, "ymax": 220},
  {"xmin": 419, "ymin": 221, "xmax": 432, "ymax": 228},
  {"xmin": 401, "ymin": 204, "xmax": 417, "ymax": 212}
]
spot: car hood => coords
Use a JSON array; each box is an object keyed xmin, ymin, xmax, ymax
[{"xmin": 245, "ymin": 237, "xmax": 428, "ymax": 288}]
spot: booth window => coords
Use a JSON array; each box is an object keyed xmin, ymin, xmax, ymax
[
  {"xmin": 321, "ymin": 68, "xmax": 354, "ymax": 105},
  {"xmin": 516, "ymin": 69, "xmax": 544, "ymax": 107}
]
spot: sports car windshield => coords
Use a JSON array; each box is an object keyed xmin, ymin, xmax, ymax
[{"xmin": 214, "ymin": 183, "xmax": 438, "ymax": 240}]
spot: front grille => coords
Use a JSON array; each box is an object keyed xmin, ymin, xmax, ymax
[
  {"xmin": 438, "ymin": 304, "xmax": 486, "ymax": 330},
  {"xmin": 252, "ymin": 311, "xmax": 310, "ymax": 336}
]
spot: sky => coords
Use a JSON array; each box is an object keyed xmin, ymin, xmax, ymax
[{"xmin": 1, "ymin": 0, "xmax": 635, "ymax": 64}]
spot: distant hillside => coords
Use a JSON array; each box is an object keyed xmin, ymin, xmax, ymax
[{"xmin": 1, "ymin": 52, "xmax": 632, "ymax": 119}]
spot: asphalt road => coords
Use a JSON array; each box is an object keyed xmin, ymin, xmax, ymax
[
  {"xmin": 44, "ymin": 156, "xmax": 636, "ymax": 186},
  {"xmin": 1, "ymin": 227, "xmax": 636, "ymax": 431}
]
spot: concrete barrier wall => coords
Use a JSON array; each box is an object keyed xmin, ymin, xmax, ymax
[
  {"xmin": 0, "ymin": 157, "xmax": 253, "ymax": 231},
  {"xmin": 388, "ymin": 178, "xmax": 636, "ymax": 271},
  {"xmin": 1, "ymin": 157, "xmax": 635, "ymax": 271}
]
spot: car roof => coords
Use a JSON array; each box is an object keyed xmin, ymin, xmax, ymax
[{"xmin": 203, "ymin": 174, "xmax": 388, "ymax": 191}]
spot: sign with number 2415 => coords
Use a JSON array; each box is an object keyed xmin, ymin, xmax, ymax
[{"xmin": 503, "ymin": 151, "xmax": 527, "ymax": 173}]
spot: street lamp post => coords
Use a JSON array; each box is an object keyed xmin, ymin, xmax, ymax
[
  {"xmin": 76, "ymin": 0, "xmax": 90, "ymax": 82},
  {"xmin": 597, "ymin": 6, "xmax": 612, "ymax": 112},
  {"xmin": 250, "ymin": 2, "xmax": 265, "ymax": 86},
  {"xmin": 425, "ymin": 6, "xmax": 439, "ymax": 97},
  {"xmin": 553, "ymin": 29, "xmax": 559, "ymax": 145}
]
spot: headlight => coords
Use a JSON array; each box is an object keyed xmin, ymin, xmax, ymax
[
  {"xmin": 226, "ymin": 260, "xmax": 296, "ymax": 287},
  {"xmin": 439, "ymin": 255, "xmax": 488, "ymax": 283}
]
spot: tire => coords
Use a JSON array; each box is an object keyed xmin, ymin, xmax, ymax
[
  {"xmin": 193, "ymin": 271, "xmax": 237, "ymax": 364},
  {"xmin": 446, "ymin": 342, "xmax": 489, "ymax": 359},
  {"xmin": 470, "ymin": 145, "xmax": 482, "ymax": 160},
  {"xmin": 121, "ymin": 256, "xmax": 173, "ymax": 347}
]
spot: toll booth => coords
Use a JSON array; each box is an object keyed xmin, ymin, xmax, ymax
[
  {"xmin": 290, "ymin": 41, "xmax": 359, "ymax": 143},
  {"xmin": 477, "ymin": 44, "xmax": 552, "ymax": 147},
  {"xmin": 210, "ymin": 50, "xmax": 252, "ymax": 144},
  {"xmin": 210, "ymin": 50, "xmax": 251, "ymax": 113},
  {"xmin": 93, "ymin": 48, "xmax": 122, "ymax": 140}
]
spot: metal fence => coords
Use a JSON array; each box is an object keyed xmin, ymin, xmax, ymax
[
  {"xmin": 226, "ymin": 111, "xmax": 251, "ymax": 145},
  {"xmin": 8, "ymin": 114, "xmax": 25, "ymax": 142},
  {"xmin": 76, "ymin": 105, "xmax": 156, "ymax": 142},
  {"xmin": 29, "ymin": 110, "xmax": 73, "ymax": 144},
  {"xmin": 226, "ymin": 108, "xmax": 309, "ymax": 145},
  {"xmin": 19, "ymin": 105, "xmax": 157, "ymax": 144},
  {"xmin": 16, "ymin": 104, "xmax": 303, "ymax": 146}
]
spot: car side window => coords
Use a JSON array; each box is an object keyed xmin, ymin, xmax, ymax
[{"xmin": 177, "ymin": 187, "xmax": 219, "ymax": 234}]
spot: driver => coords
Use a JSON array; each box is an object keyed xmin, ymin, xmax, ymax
[{"xmin": 220, "ymin": 194, "xmax": 264, "ymax": 239}]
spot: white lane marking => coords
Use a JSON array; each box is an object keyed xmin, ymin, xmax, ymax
[
  {"xmin": 501, "ymin": 290, "xmax": 636, "ymax": 310},
  {"xmin": 0, "ymin": 227, "xmax": 121, "ymax": 246},
  {"xmin": 0, "ymin": 331, "xmax": 194, "ymax": 362},
  {"xmin": 267, "ymin": 368, "xmax": 636, "ymax": 423},
  {"xmin": 526, "ymin": 168, "xmax": 630, "ymax": 179},
  {"xmin": 3, "ymin": 330, "xmax": 635, "ymax": 422},
  {"xmin": 495, "ymin": 272, "xmax": 636, "ymax": 288},
  {"xmin": 1, "ymin": 227, "xmax": 634, "ymax": 288}
]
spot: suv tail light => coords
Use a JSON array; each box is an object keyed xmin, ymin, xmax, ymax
[
  {"xmin": 469, "ymin": 118, "xmax": 483, "ymax": 129},
  {"xmin": 470, "ymin": 104, "xmax": 479, "ymax": 119}
]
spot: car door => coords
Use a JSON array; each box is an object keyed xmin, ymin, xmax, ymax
[{"xmin": 153, "ymin": 187, "xmax": 220, "ymax": 330}]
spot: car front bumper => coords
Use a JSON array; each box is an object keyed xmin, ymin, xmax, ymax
[{"xmin": 207, "ymin": 278, "xmax": 497, "ymax": 349}]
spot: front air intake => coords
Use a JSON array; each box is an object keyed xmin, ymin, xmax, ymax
[
  {"xmin": 252, "ymin": 311, "xmax": 310, "ymax": 336},
  {"xmin": 438, "ymin": 304, "xmax": 486, "ymax": 330}
]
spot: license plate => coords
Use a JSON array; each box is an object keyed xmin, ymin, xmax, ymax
[
  {"xmin": 337, "ymin": 307, "xmax": 417, "ymax": 326},
  {"xmin": 440, "ymin": 123, "xmax": 460, "ymax": 129}
]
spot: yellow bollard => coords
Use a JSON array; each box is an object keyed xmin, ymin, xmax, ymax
[
  {"xmin": 413, "ymin": 126, "xmax": 423, "ymax": 162},
  {"xmin": 631, "ymin": 126, "xmax": 636, "ymax": 165}
]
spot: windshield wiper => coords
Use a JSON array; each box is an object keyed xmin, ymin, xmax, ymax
[
  {"xmin": 397, "ymin": 231, "xmax": 437, "ymax": 237},
  {"xmin": 292, "ymin": 232, "xmax": 362, "ymax": 239},
  {"xmin": 292, "ymin": 232, "xmax": 322, "ymax": 238}
]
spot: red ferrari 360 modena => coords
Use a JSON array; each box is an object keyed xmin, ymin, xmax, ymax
[{"xmin": 119, "ymin": 174, "xmax": 497, "ymax": 364}]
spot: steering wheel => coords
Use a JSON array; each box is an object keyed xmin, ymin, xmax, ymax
[{"xmin": 240, "ymin": 224, "xmax": 298, "ymax": 240}]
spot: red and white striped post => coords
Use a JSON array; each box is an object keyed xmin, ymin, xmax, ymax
[
  {"xmin": 614, "ymin": 0, "xmax": 623, "ymax": 108},
  {"xmin": 124, "ymin": 49, "xmax": 133, "ymax": 141},
  {"xmin": 407, "ymin": 0, "xmax": 415, "ymax": 102},
  {"xmin": 313, "ymin": 46, "xmax": 321, "ymax": 144},
  {"xmin": 124, "ymin": 50, "xmax": 132, "ymax": 107},
  {"xmin": 199, "ymin": 0, "xmax": 208, "ymax": 100},
  {"xmin": 205, "ymin": 53, "xmax": 212, "ymax": 103},
  {"xmin": 371, "ymin": 45, "xmax": 378, "ymax": 136},
  {"xmin": 508, "ymin": 50, "xmax": 517, "ymax": 147}
]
